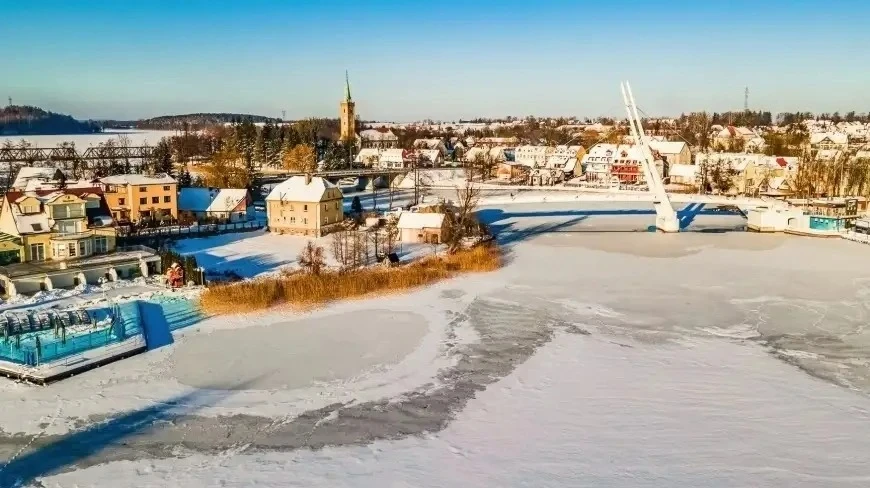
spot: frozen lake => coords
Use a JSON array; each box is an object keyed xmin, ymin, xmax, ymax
[
  {"xmin": 0, "ymin": 129, "xmax": 176, "ymax": 148},
  {"xmin": 2, "ymin": 202, "xmax": 870, "ymax": 487}
]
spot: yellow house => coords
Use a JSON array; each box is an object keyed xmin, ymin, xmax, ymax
[
  {"xmin": 266, "ymin": 175, "xmax": 344, "ymax": 237},
  {"xmin": 0, "ymin": 187, "xmax": 161, "ymax": 297},
  {"xmin": 99, "ymin": 174, "xmax": 178, "ymax": 223}
]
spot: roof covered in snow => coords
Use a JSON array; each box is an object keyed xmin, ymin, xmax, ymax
[
  {"xmin": 265, "ymin": 176, "xmax": 342, "ymax": 203},
  {"xmin": 99, "ymin": 173, "xmax": 177, "ymax": 186},
  {"xmin": 649, "ymin": 141, "xmax": 688, "ymax": 155},
  {"xmin": 397, "ymin": 212, "xmax": 446, "ymax": 229},
  {"xmin": 11, "ymin": 167, "xmax": 66, "ymax": 190},
  {"xmin": 179, "ymin": 188, "xmax": 249, "ymax": 213}
]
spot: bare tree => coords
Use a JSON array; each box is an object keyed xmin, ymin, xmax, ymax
[
  {"xmin": 297, "ymin": 241, "xmax": 326, "ymax": 274},
  {"xmin": 445, "ymin": 181, "xmax": 483, "ymax": 254},
  {"xmin": 331, "ymin": 230, "xmax": 351, "ymax": 269}
]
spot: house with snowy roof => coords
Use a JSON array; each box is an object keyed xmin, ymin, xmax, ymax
[
  {"xmin": 396, "ymin": 211, "xmax": 450, "ymax": 244},
  {"xmin": 359, "ymin": 128, "xmax": 399, "ymax": 149},
  {"xmin": 265, "ymin": 175, "xmax": 344, "ymax": 237},
  {"xmin": 809, "ymin": 132, "xmax": 849, "ymax": 150},
  {"xmin": 713, "ymin": 126, "xmax": 758, "ymax": 151},
  {"xmin": 0, "ymin": 186, "xmax": 161, "ymax": 296},
  {"xmin": 178, "ymin": 188, "xmax": 251, "ymax": 223},
  {"xmin": 98, "ymin": 174, "xmax": 177, "ymax": 223}
]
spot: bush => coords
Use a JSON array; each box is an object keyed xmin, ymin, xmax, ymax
[{"xmin": 199, "ymin": 244, "xmax": 501, "ymax": 315}]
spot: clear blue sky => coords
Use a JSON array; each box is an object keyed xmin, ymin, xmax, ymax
[{"xmin": 2, "ymin": 0, "xmax": 868, "ymax": 121}]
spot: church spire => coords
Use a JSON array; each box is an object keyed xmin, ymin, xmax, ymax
[{"xmin": 344, "ymin": 70, "xmax": 352, "ymax": 102}]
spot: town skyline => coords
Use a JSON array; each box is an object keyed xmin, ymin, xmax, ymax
[{"xmin": 3, "ymin": 0, "xmax": 869, "ymax": 121}]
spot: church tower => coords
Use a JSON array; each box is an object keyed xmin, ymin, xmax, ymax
[{"xmin": 339, "ymin": 71, "xmax": 356, "ymax": 142}]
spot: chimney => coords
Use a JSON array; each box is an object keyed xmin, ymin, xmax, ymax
[{"xmin": 305, "ymin": 173, "xmax": 312, "ymax": 185}]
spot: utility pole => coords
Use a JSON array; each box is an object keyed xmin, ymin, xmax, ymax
[
  {"xmin": 281, "ymin": 110, "xmax": 286, "ymax": 122},
  {"xmin": 6, "ymin": 96, "xmax": 11, "ymax": 107},
  {"xmin": 744, "ymin": 86, "xmax": 749, "ymax": 111}
]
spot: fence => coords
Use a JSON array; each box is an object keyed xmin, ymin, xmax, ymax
[{"xmin": 118, "ymin": 220, "xmax": 265, "ymax": 244}]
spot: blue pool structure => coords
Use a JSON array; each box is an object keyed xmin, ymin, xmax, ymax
[{"xmin": 0, "ymin": 294, "xmax": 204, "ymax": 368}]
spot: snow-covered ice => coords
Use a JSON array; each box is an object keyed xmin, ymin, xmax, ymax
[
  {"xmin": 3, "ymin": 202, "xmax": 870, "ymax": 487},
  {"xmin": 0, "ymin": 129, "xmax": 176, "ymax": 148}
]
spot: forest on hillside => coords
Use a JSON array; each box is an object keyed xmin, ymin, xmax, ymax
[{"xmin": 0, "ymin": 105, "xmax": 102, "ymax": 135}]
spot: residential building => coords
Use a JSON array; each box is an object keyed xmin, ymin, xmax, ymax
[
  {"xmin": 354, "ymin": 148, "xmax": 382, "ymax": 167},
  {"xmin": 414, "ymin": 148, "xmax": 443, "ymax": 167},
  {"xmin": 668, "ymin": 163, "xmax": 699, "ymax": 186},
  {"xmin": 10, "ymin": 167, "xmax": 67, "ymax": 191},
  {"xmin": 266, "ymin": 175, "xmax": 344, "ymax": 237},
  {"xmin": 396, "ymin": 212, "xmax": 450, "ymax": 244},
  {"xmin": 359, "ymin": 129, "xmax": 399, "ymax": 149},
  {"xmin": 546, "ymin": 145, "xmax": 586, "ymax": 172},
  {"xmin": 810, "ymin": 132, "xmax": 849, "ymax": 150},
  {"xmin": 496, "ymin": 161, "xmax": 528, "ymax": 182},
  {"xmin": 648, "ymin": 141, "xmax": 691, "ymax": 165},
  {"xmin": 694, "ymin": 153, "xmax": 791, "ymax": 195},
  {"xmin": 713, "ymin": 126, "xmax": 758, "ymax": 150},
  {"xmin": 413, "ymin": 138, "xmax": 449, "ymax": 157},
  {"xmin": 378, "ymin": 149, "xmax": 411, "ymax": 169},
  {"xmin": 476, "ymin": 136, "xmax": 519, "ymax": 147},
  {"xmin": 99, "ymin": 174, "xmax": 178, "ymax": 223},
  {"xmin": 514, "ymin": 145, "xmax": 554, "ymax": 167},
  {"xmin": 339, "ymin": 72, "xmax": 355, "ymax": 142},
  {"xmin": 178, "ymin": 188, "xmax": 251, "ymax": 223},
  {"xmin": 0, "ymin": 187, "xmax": 160, "ymax": 296},
  {"xmin": 581, "ymin": 144, "xmax": 665, "ymax": 186}
]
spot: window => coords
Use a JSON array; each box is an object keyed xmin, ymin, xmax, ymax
[
  {"xmin": 56, "ymin": 220, "xmax": 78, "ymax": 234},
  {"xmin": 22, "ymin": 205, "xmax": 37, "ymax": 214},
  {"xmin": 68, "ymin": 242, "xmax": 77, "ymax": 258},
  {"xmin": 335, "ymin": 202, "xmax": 339, "ymax": 210},
  {"xmin": 163, "ymin": 186, "xmax": 170, "ymax": 191},
  {"xmin": 51, "ymin": 204, "xmax": 84, "ymax": 219},
  {"xmin": 118, "ymin": 198, "xmax": 125, "ymax": 205},
  {"xmin": 31, "ymin": 223, "xmax": 43, "ymax": 232},
  {"xmin": 29, "ymin": 243, "xmax": 45, "ymax": 262},
  {"xmin": 164, "ymin": 196, "xmax": 171, "ymax": 203},
  {"xmin": 152, "ymin": 197, "xmax": 159, "ymax": 204},
  {"xmin": 290, "ymin": 216, "xmax": 296, "ymax": 224},
  {"xmin": 79, "ymin": 240, "xmax": 88, "ymax": 257},
  {"xmin": 93, "ymin": 236, "xmax": 108, "ymax": 254},
  {"xmin": 140, "ymin": 186, "xmax": 148, "ymax": 192},
  {"xmin": 140, "ymin": 197, "xmax": 147, "ymax": 205},
  {"xmin": 54, "ymin": 243, "xmax": 66, "ymax": 258},
  {"xmin": 303, "ymin": 205, "xmax": 308, "ymax": 212}
]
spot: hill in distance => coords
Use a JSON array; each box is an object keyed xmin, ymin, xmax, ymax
[
  {"xmin": 129, "ymin": 113, "xmax": 282, "ymax": 130},
  {"xmin": 0, "ymin": 106, "xmax": 102, "ymax": 136}
]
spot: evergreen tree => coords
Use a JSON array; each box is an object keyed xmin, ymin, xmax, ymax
[
  {"xmin": 351, "ymin": 196, "xmax": 363, "ymax": 214},
  {"xmin": 178, "ymin": 168, "xmax": 193, "ymax": 187}
]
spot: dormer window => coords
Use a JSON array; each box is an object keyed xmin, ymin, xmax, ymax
[{"xmin": 21, "ymin": 204, "xmax": 38, "ymax": 214}]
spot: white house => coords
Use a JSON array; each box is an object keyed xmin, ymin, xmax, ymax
[
  {"xmin": 810, "ymin": 132, "xmax": 849, "ymax": 149},
  {"xmin": 378, "ymin": 149, "xmax": 410, "ymax": 169},
  {"xmin": 413, "ymin": 138, "xmax": 449, "ymax": 157},
  {"xmin": 354, "ymin": 148, "xmax": 382, "ymax": 166},
  {"xmin": 178, "ymin": 188, "xmax": 251, "ymax": 223},
  {"xmin": 514, "ymin": 145, "xmax": 554, "ymax": 167},
  {"xmin": 396, "ymin": 212, "xmax": 449, "ymax": 244},
  {"xmin": 414, "ymin": 148, "xmax": 443, "ymax": 167}
]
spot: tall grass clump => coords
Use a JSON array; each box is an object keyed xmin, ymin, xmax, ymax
[{"xmin": 199, "ymin": 244, "xmax": 502, "ymax": 315}]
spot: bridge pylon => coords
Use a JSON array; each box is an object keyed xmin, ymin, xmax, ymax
[{"xmin": 620, "ymin": 81, "xmax": 679, "ymax": 232}]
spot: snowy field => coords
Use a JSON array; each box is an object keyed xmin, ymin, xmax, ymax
[
  {"xmin": 0, "ymin": 129, "xmax": 175, "ymax": 148},
  {"xmin": 2, "ymin": 202, "xmax": 870, "ymax": 487}
]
